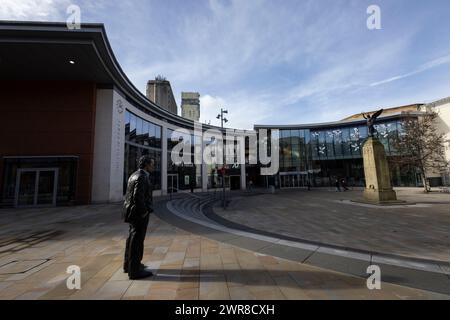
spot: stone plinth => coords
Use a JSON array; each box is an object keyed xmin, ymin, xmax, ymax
[{"xmin": 362, "ymin": 137, "xmax": 398, "ymax": 204}]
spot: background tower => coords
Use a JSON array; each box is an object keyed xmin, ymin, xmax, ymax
[
  {"xmin": 181, "ymin": 92, "xmax": 200, "ymax": 122},
  {"xmin": 146, "ymin": 75, "xmax": 178, "ymax": 115}
]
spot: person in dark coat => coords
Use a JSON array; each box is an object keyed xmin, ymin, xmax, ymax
[
  {"xmin": 190, "ymin": 176, "xmax": 195, "ymax": 193},
  {"xmin": 335, "ymin": 178, "xmax": 341, "ymax": 192},
  {"xmin": 123, "ymin": 155, "xmax": 155, "ymax": 280},
  {"xmin": 341, "ymin": 178, "xmax": 349, "ymax": 191}
]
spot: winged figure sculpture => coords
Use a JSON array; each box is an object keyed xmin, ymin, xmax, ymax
[{"xmin": 362, "ymin": 109, "xmax": 383, "ymax": 137}]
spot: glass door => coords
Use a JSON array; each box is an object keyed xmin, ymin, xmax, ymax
[
  {"xmin": 17, "ymin": 171, "xmax": 37, "ymax": 206},
  {"xmin": 15, "ymin": 169, "xmax": 58, "ymax": 207},
  {"xmin": 292, "ymin": 175, "xmax": 299, "ymax": 188},
  {"xmin": 280, "ymin": 175, "xmax": 292, "ymax": 188},
  {"xmin": 37, "ymin": 170, "xmax": 57, "ymax": 205},
  {"xmin": 167, "ymin": 174, "xmax": 178, "ymax": 193}
]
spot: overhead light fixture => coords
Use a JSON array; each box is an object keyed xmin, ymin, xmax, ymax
[{"xmin": 69, "ymin": 60, "xmax": 75, "ymax": 65}]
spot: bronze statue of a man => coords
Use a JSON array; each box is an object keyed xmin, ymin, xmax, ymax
[
  {"xmin": 362, "ymin": 109, "xmax": 383, "ymax": 137},
  {"xmin": 122, "ymin": 155, "xmax": 155, "ymax": 280}
]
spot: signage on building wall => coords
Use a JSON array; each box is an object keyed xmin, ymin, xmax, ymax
[{"xmin": 114, "ymin": 99, "xmax": 124, "ymax": 173}]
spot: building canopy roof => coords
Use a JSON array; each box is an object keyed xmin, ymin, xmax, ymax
[{"xmin": 0, "ymin": 20, "xmax": 232, "ymax": 131}]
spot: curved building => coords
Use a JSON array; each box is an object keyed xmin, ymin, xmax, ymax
[
  {"xmin": 255, "ymin": 107, "xmax": 423, "ymax": 189},
  {"xmin": 0, "ymin": 21, "xmax": 449, "ymax": 207}
]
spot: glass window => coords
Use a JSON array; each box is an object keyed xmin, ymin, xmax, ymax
[
  {"xmin": 310, "ymin": 131, "xmax": 319, "ymax": 160},
  {"xmin": 129, "ymin": 113, "xmax": 137, "ymax": 142},
  {"xmin": 349, "ymin": 127, "xmax": 361, "ymax": 156},
  {"xmin": 125, "ymin": 111, "xmax": 130, "ymax": 124},
  {"xmin": 332, "ymin": 129, "xmax": 343, "ymax": 158},
  {"xmin": 341, "ymin": 127, "xmax": 352, "ymax": 157},
  {"xmin": 155, "ymin": 125, "xmax": 162, "ymax": 148},
  {"xmin": 291, "ymin": 130, "xmax": 300, "ymax": 142},
  {"xmin": 148, "ymin": 123, "xmax": 155, "ymax": 148},
  {"xmin": 124, "ymin": 144, "xmax": 162, "ymax": 191},
  {"xmin": 136, "ymin": 117, "xmax": 143, "ymax": 136},
  {"xmin": 388, "ymin": 121, "xmax": 399, "ymax": 154},
  {"xmin": 167, "ymin": 129, "xmax": 175, "ymax": 150},
  {"xmin": 359, "ymin": 125, "xmax": 368, "ymax": 140},
  {"xmin": 325, "ymin": 131, "xmax": 335, "ymax": 158},
  {"xmin": 290, "ymin": 130, "xmax": 299, "ymax": 146},
  {"xmin": 123, "ymin": 112, "xmax": 163, "ymax": 192},
  {"xmin": 292, "ymin": 144, "xmax": 300, "ymax": 167},
  {"xmin": 125, "ymin": 111, "xmax": 130, "ymax": 138},
  {"xmin": 375, "ymin": 122, "xmax": 390, "ymax": 153},
  {"xmin": 142, "ymin": 121, "xmax": 149, "ymax": 146}
]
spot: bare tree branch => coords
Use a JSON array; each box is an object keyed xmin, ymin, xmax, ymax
[{"xmin": 390, "ymin": 110, "xmax": 449, "ymax": 192}]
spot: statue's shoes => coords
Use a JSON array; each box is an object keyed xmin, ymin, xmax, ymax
[
  {"xmin": 123, "ymin": 263, "xmax": 147, "ymax": 273},
  {"xmin": 129, "ymin": 270, "xmax": 154, "ymax": 280}
]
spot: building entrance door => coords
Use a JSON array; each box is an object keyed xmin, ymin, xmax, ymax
[
  {"xmin": 279, "ymin": 173, "xmax": 308, "ymax": 189},
  {"xmin": 167, "ymin": 174, "xmax": 179, "ymax": 193},
  {"xmin": 229, "ymin": 175, "xmax": 240, "ymax": 190},
  {"xmin": 15, "ymin": 168, "xmax": 58, "ymax": 207}
]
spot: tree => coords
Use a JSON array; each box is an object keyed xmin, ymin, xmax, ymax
[{"xmin": 390, "ymin": 110, "xmax": 449, "ymax": 192}]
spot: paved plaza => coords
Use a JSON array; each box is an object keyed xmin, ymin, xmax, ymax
[
  {"xmin": 0, "ymin": 190, "xmax": 449, "ymax": 300},
  {"xmin": 213, "ymin": 188, "xmax": 450, "ymax": 262}
]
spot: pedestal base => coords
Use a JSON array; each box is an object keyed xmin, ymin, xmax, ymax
[
  {"xmin": 351, "ymin": 199, "xmax": 409, "ymax": 206},
  {"xmin": 363, "ymin": 187, "xmax": 399, "ymax": 204},
  {"xmin": 362, "ymin": 137, "xmax": 401, "ymax": 205}
]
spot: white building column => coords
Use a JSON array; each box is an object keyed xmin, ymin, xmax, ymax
[
  {"xmin": 91, "ymin": 89, "xmax": 125, "ymax": 203},
  {"xmin": 161, "ymin": 124, "xmax": 168, "ymax": 195},
  {"xmin": 202, "ymin": 140, "xmax": 208, "ymax": 192},
  {"xmin": 240, "ymin": 163, "xmax": 246, "ymax": 190}
]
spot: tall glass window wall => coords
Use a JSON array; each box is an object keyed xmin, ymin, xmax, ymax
[
  {"xmin": 124, "ymin": 111, "xmax": 162, "ymax": 193},
  {"xmin": 167, "ymin": 129, "xmax": 202, "ymax": 191},
  {"xmin": 271, "ymin": 119, "xmax": 419, "ymax": 188}
]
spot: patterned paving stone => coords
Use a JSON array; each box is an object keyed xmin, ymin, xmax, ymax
[
  {"xmin": 0, "ymin": 203, "xmax": 447, "ymax": 300},
  {"xmin": 214, "ymin": 189, "xmax": 450, "ymax": 262}
]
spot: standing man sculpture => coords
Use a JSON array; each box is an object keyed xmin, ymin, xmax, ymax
[{"xmin": 123, "ymin": 155, "xmax": 155, "ymax": 280}]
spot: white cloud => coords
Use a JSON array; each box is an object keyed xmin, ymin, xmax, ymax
[
  {"xmin": 0, "ymin": 0, "xmax": 68, "ymax": 21},
  {"xmin": 200, "ymin": 92, "xmax": 273, "ymax": 130},
  {"xmin": 370, "ymin": 53, "xmax": 450, "ymax": 87},
  {"xmin": 125, "ymin": 0, "xmax": 348, "ymax": 89}
]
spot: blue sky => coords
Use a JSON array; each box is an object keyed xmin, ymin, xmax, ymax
[{"xmin": 2, "ymin": 0, "xmax": 450, "ymax": 129}]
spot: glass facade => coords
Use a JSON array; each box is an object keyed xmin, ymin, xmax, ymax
[
  {"xmin": 123, "ymin": 109, "xmax": 421, "ymax": 194},
  {"xmin": 124, "ymin": 111, "xmax": 162, "ymax": 193},
  {"xmin": 266, "ymin": 118, "xmax": 420, "ymax": 188},
  {"xmin": 167, "ymin": 129, "xmax": 202, "ymax": 191}
]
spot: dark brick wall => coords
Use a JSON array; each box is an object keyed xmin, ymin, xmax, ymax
[{"xmin": 0, "ymin": 81, "xmax": 97, "ymax": 205}]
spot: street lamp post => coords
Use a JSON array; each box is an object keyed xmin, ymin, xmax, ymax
[{"xmin": 217, "ymin": 108, "xmax": 228, "ymax": 208}]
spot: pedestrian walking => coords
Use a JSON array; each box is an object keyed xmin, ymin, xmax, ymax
[
  {"xmin": 335, "ymin": 178, "xmax": 341, "ymax": 192},
  {"xmin": 341, "ymin": 178, "xmax": 349, "ymax": 191}
]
